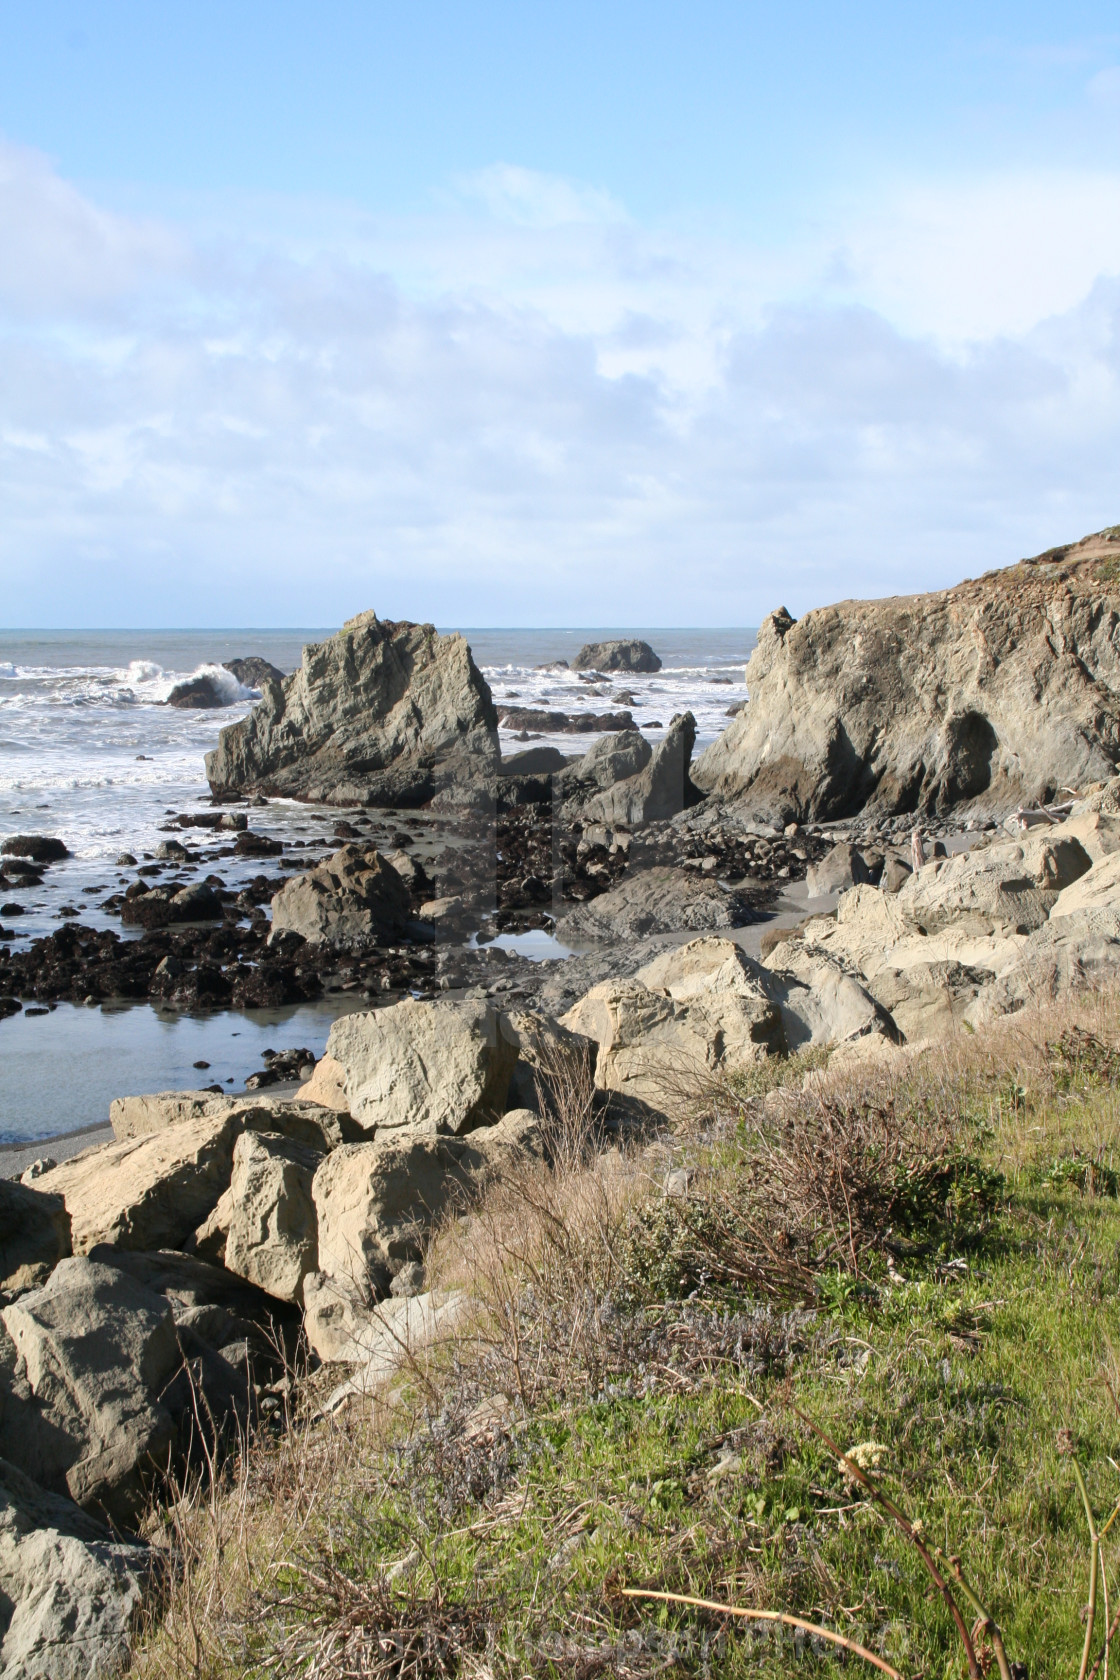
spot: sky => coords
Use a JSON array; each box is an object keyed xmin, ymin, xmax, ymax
[{"xmin": 1, "ymin": 3, "xmax": 1120, "ymax": 627}]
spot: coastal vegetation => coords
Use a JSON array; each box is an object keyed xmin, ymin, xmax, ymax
[{"xmin": 131, "ymin": 988, "xmax": 1120, "ymax": 1679}]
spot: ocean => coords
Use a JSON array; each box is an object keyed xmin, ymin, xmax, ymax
[{"xmin": 0, "ymin": 625, "xmax": 756, "ymax": 1144}]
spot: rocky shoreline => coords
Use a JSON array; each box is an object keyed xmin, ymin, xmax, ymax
[{"xmin": 9, "ymin": 544, "xmax": 1120, "ymax": 1675}]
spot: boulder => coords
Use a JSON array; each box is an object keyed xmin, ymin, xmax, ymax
[
  {"xmin": 571, "ymin": 639, "xmax": 662, "ymax": 674},
  {"xmin": 560, "ymin": 968, "xmax": 778, "ymax": 1104},
  {"xmin": 0, "ymin": 837, "xmax": 69, "ymax": 864},
  {"xmin": 578, "ymin": 713, "xmax": 699, "ymax": 827},
  {"xmin": 326, "ymin": 1000, "xmax": 518, "ymax": 1137},
  {"xmin": 109, "ymin": 1088, "xmax": 348, "ymax": 1149},
  {"xmin": 217, "ymin": 1131, "xmax": 323, "ymax": 1305},
  {"xmin": 497, "ymin": 706, "xmax": 636, "ymax": 734},
  {"xmin": 0, "ymin": 1258, "xmax": 181, "ymax": 1524},
  {"xmin": 966, "ymin": 907, "xmax": 1120, "ymax": 1023},
  {"xmin": 556, "ymin": 865, "xmax": 751, "ymax": 943},
  {"xmin": 760, "ymin": 943, "xmax": 895, "ymax": 1051},
  {"xmin": 800, "ymin": 884, "xmax": 1028, "ymax": 989},
  {"xmin": 805, "ymin": 840, "xmax": 880, "ymax": 897},
  {"xmin": 31, "ymin": 1117, "xmax": 242, "ymax": 1253},
  {"xmin": 297, "ymin": 1053, "xmax": 350, "ymax": 1112},
  {"xmin": 0, "ymin": 1454, "xmax": 149, "ymax": 1680},
  {"xmin": 634, "ymin": 937, "xmax": 784, "ymax": 1060},
  {"xmin": 880, "ymin": 853, "xmax": 913, "ymax": 894},
  {"xmin": 692, "ymin": 529, "xmax": 1120, "ymax": 822},
  {"xmin": 557, "ymin": 729, "xmax": 652, "ymax": 797},
  {"xmin": 205, "ymin": 613, "xmax": 500, "ymax": 806},
  {"xmin": 0, "ymin": 1180, "xmax": 71, "ymax": 1294},
  {"xmin": 223, "ymin": 656, "xmax": 285, "ymax": 689},
  {"xmin": 309, "ymin": 1110, "xmax": 543, "ymax": 1320},
  {"xmin": 303, "ymin": 1280, "xmax": 466, "ymax": 1372},
  {"xmin": 498, "ymin": 746, "xmax": 572, "ymax": 776},
  {"xmin": 866, "ymin": 960, "xmax": 994, "ymax": 1045},
  {"xmin": 88, "ymin": 1247, "xmax": 300, "ymax": 1364},
  {"xmin": 268, "ymin": 844, "xmax": 411, "ymax": 949},
  {"xmin": 1059, "ymin": 809, "xmax": 1120, "ymax": 863},
  {"xmin": 895, "ymin": 834, "xmax": 1092, "ymax": 934},
  {"xmin": 1049, "ymin": 849, "xmax": 1120, "ymax": 918},
  {"xmin": 498, "ymin": 1010, "xmax": 596, "ymax": 1111}
]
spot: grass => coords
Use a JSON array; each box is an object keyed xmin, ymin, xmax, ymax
[{"xmin": 132, "ymin": 994, "xmax": 1120, "ymax": 1678}]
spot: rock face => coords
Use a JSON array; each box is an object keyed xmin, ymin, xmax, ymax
[
  {"xmin": 694, "ymin": 529, "xmax": 1120, "ymax": 822},
  {"xmin": 326, "ymin": 999, "xmax": 518, "ymax": 1136},
  {"xmin": 205, "ymin": 613, "xmax": 499, "ymax": 806},
  {"xmin": 268, "ymin": 845, "xmax": 411, "ymax": 950},
  {"xmin": 556, "ymin": 731, "xmax": 652, "ymax": 803},
  {"xmin": 0, "ymin": 1454, "xmax": 149, "ymax": 1680},
  {"xmin": 571, "ymin": 639, "xmax": 662, "ymax": 674},
  {"xmin": 556, "ymin": 865, "xmax": 751, "ymax": 942},
  {"xmin": 0, "ymin": 1181, "xmax": 71, "ymax": 1294}
]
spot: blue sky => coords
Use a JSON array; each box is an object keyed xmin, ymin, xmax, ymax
[{"xmin": 1, "ymin": 2, "xmax": 1119, "ymax": 626}]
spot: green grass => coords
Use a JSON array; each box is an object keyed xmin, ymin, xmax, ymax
[{"xmin": 134, "ymin": 1012, "xmax": 1120, "ymax": 1679}]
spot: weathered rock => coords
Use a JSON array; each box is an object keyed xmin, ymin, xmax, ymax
[
  {"xmin": 1049, "ymin": 849, "xmax": 1120, "ymax": 918},
  {"xmin": 805, "ymin": 840, "xmax": 879, "ymax": 897},
  {"xmin": 303, "ymin": 1280, "xmax": 466, "ymax": 1373},
  {"xmin": 571, "ymin": 639, "xmax": 662, "ymax": 674},
  {"xmin": 559, "ymin": 730, "xmax": 653, "ymax": 795},
  {"xmin": 498, "ymin": 746, "xmax": 572, "ymax": 776},
  {"xmin": 635, "ymin": 937, "xmax": 784, "ymax": 1060},
  {"xmin": 578, "ymin": 713, "xmax": 699, "ymax": 827},
  {"xmin": 1060, "ymin": 809, "xmax": 1120, "ymax": 863},
  {"xmin": 166, "ymin": 673, "xmax": 230, "ymax": 708},
  {"xmin": 309, "ymin": 1110, "xmax": 543, "ymax": 1323},
  {"xmin": 0, "ymin": 837, "xmax": 69, "ymax": 864},
  {"xmin": 384, "ymin": 847, "xmax": 429, "ymax": 893},
  {"xmin": 760, "ymin": 942, "xmax": 895, "ymax": 1051},
  {"xmin": 205, "ymin": 613, "xmax": 500, "ymax": 806},
  {"xmin": 31, "ymin": 1118, "xmax": 242, "ymax": 1253},
  {"xmin": 0, "ymin": 1258, "xmax": 181, "ymax": 1524},
  {"xmin": 109, "ymin": 1089, "xmax": 348, "ymax": 1150},
  {"xmin": 866, "ymin": 960, "xmax": 994, "ymax": 1044},
  {"xmin": 326, "ymin": 1000, "xmax": 518, "ymax": 1136},
  {"xmin": 268, "ymin": 844, "xmax": 411, "ymax": 949},
  {"xmin": 880, "ymin": 853, "xmax": 913, "ymax": 894},
  {"xmin": 798, "ymin": 884, "xmax": 1028, "ymax": 989},
  {"xmin": 497, "ymin": 706, "xmax": 636, "ymax": 734},
  {"xmin": 556, "ymin": 865, "xmax": 751, "ymax": 942},
  {"xmin": 0, "ymin": 1180, "xmax": 71, "ymax": 1294},
  {"xmin": 219, "ymin": 1131, "xmax": 323, "ymax": 1305},
  {"xmin": 561, "ymin": 961, "xmax": 779, "ymax": 1104},
  {"xmin": 0, "ymin": 1454, "xmax": 149, "ymax": 1680},
  {"xmin": 896, "ymin": 834, "xmax": 1092, "ymax": 934},
  {"xmin": 967, "ymin": 907, "xmax": 1120, "ymax": 1023},
  {"xmin": 499, "ymin": 1009, "xmax": 595, "ymax": 1111},
  {"xmin": 223, "ymin": 656, "xmax": 285, "ymax": 688},
  {"xmin": 693, "ymin": 529, "xmax": 1120, "ymax": 821},
  {"xmin": 297, "ymin": 1053, "xmax": 350, "ymax": 1112}
]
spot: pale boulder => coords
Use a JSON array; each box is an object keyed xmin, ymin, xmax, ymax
[
  {"xmin": 109, "ymin": 1089, "xmax": 346, "ymax": 1148},
  {"xmin": 220, "ymin": 1131, "xmax": 323, "ymax": 1305},
  {"xmin": 895, "ymin": 834, "xmax": 1092, "ymax": 935},
  {"xmin": 311, "ymin": 1110, "xmax": 543, "ymax": 1304},
  {"xmin": 297, "ymin": 1052, "xmax": 350, "ymax": 1111},
  {"xmin": 326, "ymin": 999, "xmax": 518, "ymax": 1136},
  {"xmin": 966, "ymin": 907, "xmax": 1120, "ymax": 1024},
  {"xmin": 760, "ymin": 942, "xmax": 894, "ymax": 1052},
  {"xmin": 0, "ymin": 1259, "xmax": 180, "ymax": 1525},
  {"xmin": 303, "ymin": 1278, "xmax": 466, "ymax": 1371},
  {"xmin": 31, "ymin": 1117, "xmax": 241, "ymax": 1253},
  {"xmin": 1050, "ymin": 849, "xmax": 1120, "ymax": 918},
  {"xmin": 866, "ymin": 960, "xmax": 994, "ymax": 1045},
  {"xmin": 635, "ymin": 936, "xmax": 784, "ymax": 1060}
]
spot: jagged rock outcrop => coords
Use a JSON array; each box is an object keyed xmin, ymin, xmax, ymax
[
  {"xmin": 570, "ymin": 708, "xmax": 701, "ymax": 826},
  {"xmin": 694, "ymin": 528, "xmax": 1120, "ymax": 822},
  {"xmin": 205, "ymin": 613, "xmax": 499, "ymax": 806}
]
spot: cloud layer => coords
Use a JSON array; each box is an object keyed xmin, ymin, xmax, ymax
[{"xmin": 1, "ymin": 141, "xmax": 1119, "ymax": 626}]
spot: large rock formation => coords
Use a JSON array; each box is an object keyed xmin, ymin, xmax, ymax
[
  {"xmin": 571, "ymin": 639, "xmax": 662, "ymax": 673},
  {"xmin": 694, "ymin": 528, "xmax": 1120, "ymax": 822},
  {"xmin": 205, "ymin": 613, "xmax": 499, "ymax": 806}
]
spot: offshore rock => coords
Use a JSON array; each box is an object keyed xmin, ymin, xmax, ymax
[
  {"xmin": 205, "ymin": 613, "xmax": 499, "ymax": 806},
  {"xmin": 694, "ymin": 529, "xmax": 1120, "ymax": 822},
  {"xmin": 571, "ymin": 639, "xmax": 662, "ymax": 673}
]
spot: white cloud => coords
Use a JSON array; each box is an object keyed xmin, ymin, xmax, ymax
[
  {"xmin": 454, "ymin": 163, "xmax": 625, "ymax": 228},
  {"xmin": 1, "ymin": 145, "xmax": 1120, "ymax": 625}
]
